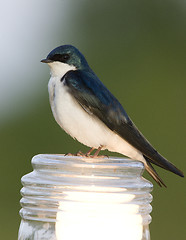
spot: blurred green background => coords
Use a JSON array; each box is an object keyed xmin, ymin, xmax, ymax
[{"xmin": 1, "ymin": 0, "xmax": 185, "ymax": 239}]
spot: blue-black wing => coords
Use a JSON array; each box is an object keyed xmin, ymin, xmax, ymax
[{"xmin": 63, "ymin": 70, "xmax": 183, "ymax": 181}]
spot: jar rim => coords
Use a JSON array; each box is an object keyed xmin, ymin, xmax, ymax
[{"xmin": 32, "ymin": 154, "xmax": 145, "ymax": 169}]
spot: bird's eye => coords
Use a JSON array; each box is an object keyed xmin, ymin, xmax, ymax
[
  {"xmin": 61, "ymin": 54, "xmax": 70, "ymax": 61},
  {"xmin": 50, "ymin": 53, "xmax": 70, "ymax": 63}
]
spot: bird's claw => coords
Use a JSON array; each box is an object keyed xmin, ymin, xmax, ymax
[
  {"xmin": 65, "ymin": 146, "xmax": 108, "ymax": 158},
  {"xmin": 65, "ymin": 151, "xmax": 87, "ymax": 157}
]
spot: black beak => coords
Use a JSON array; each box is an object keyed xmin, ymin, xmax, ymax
[{"xmin": 41, "ymin": 59, "xmax": 53, "ymax": 63}]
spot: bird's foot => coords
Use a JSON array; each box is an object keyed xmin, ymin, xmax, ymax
[
  {"xmin": 65, "ymin": 146, "xmax": 108, "ymax": 158},
  {"xmin": 73, "ymin": 147, "xmax": 95, "ymax": 157},
  {"xmin": 65, "ymin": 151, "xmax": 85, "ymax": 156},
  {"xmin": 76, "ymin": 151, "xmax": 86, "ymax": 156},
  {"xmin": 89, "ymin": 146, "xmax": 108, "ymax": 158},
  {"xmin": 85, "ymin": 147, "xmax": 95, "ymax": 157}
]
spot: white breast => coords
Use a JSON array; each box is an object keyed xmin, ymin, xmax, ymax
[{"xmin": 47, "ymin": 62, "xmax": 145, "ymax": 163}]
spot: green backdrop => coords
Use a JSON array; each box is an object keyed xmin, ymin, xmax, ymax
[{"xmin": 0, "ymin": 1, "xmax": 185, "ymax": 239}]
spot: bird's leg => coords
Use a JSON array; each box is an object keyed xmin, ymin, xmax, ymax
[
  {"xmin": 77, "ymin": 147, "xmax": 95, "ymax": 157},
  {"xmin": 85, "ymin": 147, "xmax": 95, "ymax": 157},
  {"xmin": 65, "ymin": 147, "xmax": 104, "ymax": 158},
  {"xmin": 76, "ymin": 147, "xmax": 95, "ymax": 156},
  {"xmin": 91, "ymin": 146, "xmax": 109, "ymax": 158},
  {"xmin": 92, "ymin": 145, "xmax": 103, "ymax": 157}
]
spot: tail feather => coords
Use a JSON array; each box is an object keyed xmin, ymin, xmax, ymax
[
  {"xmin": 145, "ymin": 152, "xmax": 184, "ymax": 178},
  {"xmin": 144, "ymin": 157, "xmax": 167, "ymax": 187}
]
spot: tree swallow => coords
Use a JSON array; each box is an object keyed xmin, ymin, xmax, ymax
[{"xmin": 41, "ymin": 45, "xmax": 184, "ymax": 187}]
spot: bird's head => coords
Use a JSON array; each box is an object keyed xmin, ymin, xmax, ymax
[{"xmin": 41, "ymin": 45, "xmax": 89, "ymax": 76}]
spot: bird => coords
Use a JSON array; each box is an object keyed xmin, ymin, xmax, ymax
[{"xmin": 41, "ymin": 44, "xmax": 184, "ymax": 187}]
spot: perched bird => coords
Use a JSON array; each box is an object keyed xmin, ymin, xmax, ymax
[{"xmin": 41, "ymin": 45, "xmax": 184, "ymax": 187}]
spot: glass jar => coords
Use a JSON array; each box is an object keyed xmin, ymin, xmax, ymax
[{"xmin": 18, "ymin": 154, "xmax": 153, "ymax": 240}]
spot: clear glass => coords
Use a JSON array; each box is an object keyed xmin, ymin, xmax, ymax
[{"xmin": 18, "ymin": 154, "xmax": 153, "ymax": 240}]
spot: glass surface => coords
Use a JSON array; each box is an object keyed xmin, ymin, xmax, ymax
[{"xmin": 18, "ymin": 154, "xmax": 153, "ymax": 240}]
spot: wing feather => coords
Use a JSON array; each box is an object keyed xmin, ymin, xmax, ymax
[{"xmin": 63, "ymin": 70, "xmax": 183, "ymax": 177}]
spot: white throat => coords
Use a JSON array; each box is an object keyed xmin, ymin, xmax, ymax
[{"xmin": 47, "ymin": 61, "xmax": 76, "ymax": 77}]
